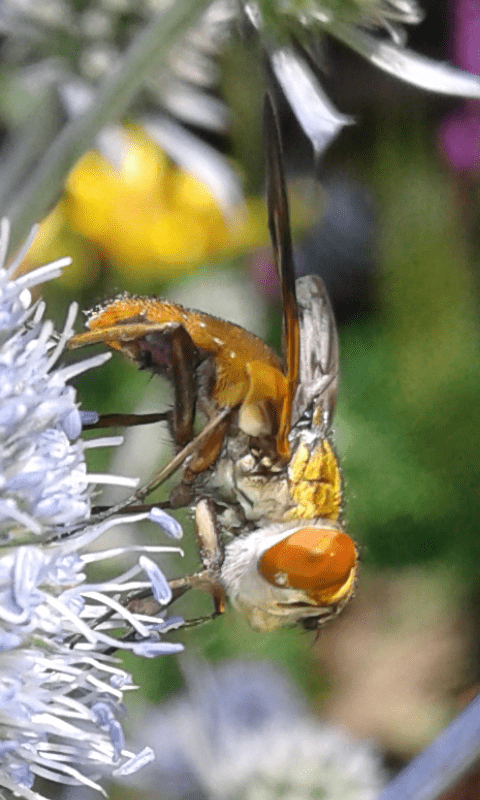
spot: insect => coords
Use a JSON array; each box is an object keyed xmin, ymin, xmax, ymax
[{"xmin": 68, "ymin": 96, "xmax": 357, "ymax": 632}]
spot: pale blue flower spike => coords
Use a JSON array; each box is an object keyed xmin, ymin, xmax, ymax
[
  {"xmin": 149, "ymin": 506, "xmax": 183, "ymax": 539},
  {"xmin": 0, "ymin": 238, "xmax": 93, "ymax": 530},
  {"xmin": 93, "ymin": 703, "xmax": 125, "ymax": 761},
  {"xmin": 157, "ymin": 615, "xmax": 185, "ymax": 632},
  {"xmin": 80, "ymin": 410, "xmax": 100, "ymax": 427},
  {"xmin": 131, "ymin": 639, "xmax": 184, "ymax": 658},
  {"xmin": 113, "ymin": 747, "xmax": 155, "ymax": 777},
  {"xmin": 0, "ymin": 221, "xmax": 186, "ymax": 800},
  {"xmin": 110, "ymin": 672, "xmax": 133, "ymax": 690},
  {"xmin": 61, "ymin": 406, "xmax": 83, "ymax": 440},
  {"xmin": 0, "ymin": 632, "xmax": 22, "ymax": 651},
  {"xmin": 140, "ymin": 555, "xmax": 173, "ymax": 605},
  {"xmin": 109, "ymin": 721, "xmax": 126, "ymax": 762}
]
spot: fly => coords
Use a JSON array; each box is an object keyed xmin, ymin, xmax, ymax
[{"xmin": 68, "ymin": 95, "xmax": 357, "ymax": 632}]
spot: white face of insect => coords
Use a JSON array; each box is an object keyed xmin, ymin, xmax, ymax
[{"xmin": 220, "ymin": 520, "xmax": 357, "ymax": 632}]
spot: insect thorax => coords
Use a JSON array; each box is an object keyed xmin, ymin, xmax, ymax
[{"xmin": 196, "ymin": 426, "xmax": 342, "ymax": 536}]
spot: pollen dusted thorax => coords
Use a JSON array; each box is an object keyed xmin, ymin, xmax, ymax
[
  {"xmin": 286, "ymin": 439, "xmax": 342, "ymax": 522},
  {"xmin": 205, "ymin": 426, "xmax": 342, "ymax": 536}
]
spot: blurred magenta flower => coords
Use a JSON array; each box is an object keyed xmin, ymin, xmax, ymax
[{"xmin": 439, "ymin": 0, "xmax": 480, "ymax": 173}]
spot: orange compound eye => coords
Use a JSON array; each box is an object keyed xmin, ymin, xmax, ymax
[{"xmin": 258, "ymin": 528, "xmax": 357, "ymax": 604}]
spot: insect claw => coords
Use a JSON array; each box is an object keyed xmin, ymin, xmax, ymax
[{"xmin": 179, "ymin": 611, "xmax": 223, "ymax": 629}]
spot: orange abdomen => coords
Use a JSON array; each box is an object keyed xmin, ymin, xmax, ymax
[{"xmin": 82, "ymin": 296, "xmax": 290, "ymax": 449}]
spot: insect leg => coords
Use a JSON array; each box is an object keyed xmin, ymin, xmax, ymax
[
  {"xmin": 193, "ymin": 498, "xmax": 225, "ymax": 614},
  {"xmin": 134, "ymin": 407, "xmax": 231, "ymax": 502},
  {"xmin": 168, "ymin": 324, "xmax": 199, "ymax": 448},
  {"xmin": 126, "ymin": 499, "xmax": 226, "ymax": 627}
]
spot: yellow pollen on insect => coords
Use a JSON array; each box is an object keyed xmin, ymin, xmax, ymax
[{"xmin": 285, "ymin": 441, "xmax": 341, "ymax": 522}]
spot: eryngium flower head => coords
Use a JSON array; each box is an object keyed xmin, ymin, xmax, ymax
[
  {"xmin": 128, "ymin": 659, "xmax": 385, "ymax": 800},
  {"xmin": 0, "ymin": 226, "xmax": 101, "ymax": 537},
  {"xmin": 0, "ymin": 220, "xmax": 185, "ymax": 799}
]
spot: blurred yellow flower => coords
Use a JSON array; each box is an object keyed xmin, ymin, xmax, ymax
[
  {"xmin": 61, "ymin": 127, "xmax": 268, "ymax": 282},
  {"xmin": 23, "ymin": 126, "xmax": 309, "ymax": 291}
]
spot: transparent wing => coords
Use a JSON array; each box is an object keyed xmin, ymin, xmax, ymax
[
  {"xmin": 291, "ymin": 274, "xmax": 339, "ymax": 434},
  {"xmin": 263, "ymin": 92, "xmax": 300, "ymax": 454}
]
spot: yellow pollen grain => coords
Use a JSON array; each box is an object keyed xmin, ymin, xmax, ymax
[{"xmin": 285, "ymin": 440, "xmax": 341, "ymax": 522}]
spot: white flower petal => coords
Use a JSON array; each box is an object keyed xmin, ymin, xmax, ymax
[
  {"xmin": 142, "ymin": 114, "xmax": 242, "ymax": 212},
  {"xmin": 271, "ymin": 48, "xmax": 354, "ymax": 153},
  {"xmin": 324, "ymin": 19, "xmax": 480, "ymax": 97}
]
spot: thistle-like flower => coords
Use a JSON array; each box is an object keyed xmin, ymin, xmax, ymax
[
  {"xmin": 235, "ymin": 0, "xmax": 480, "ymax": 154},
  {"xmin": 0, "ymin": 220, "xmax": 185, "ymax": 799},
  {"xmin": 128, "ymin": 659, "xmax": 385, "ymax": 800}
]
